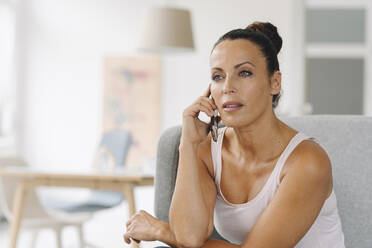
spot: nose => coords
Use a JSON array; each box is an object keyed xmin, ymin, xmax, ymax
[{"xmin": 223, "ymin": 76, "xmax": 237, "ymax": 94}]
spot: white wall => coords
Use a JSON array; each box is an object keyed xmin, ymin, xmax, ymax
[
  {"xmin": 17, "ymin": 0, "xmax": 299, "ymax": 171},
  {"xmin": 17, "ymin": 0, "xmax": 161, "ymax": 169}
]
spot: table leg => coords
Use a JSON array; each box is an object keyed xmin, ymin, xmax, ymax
[
  {"xmin": 122, "ymin": 183, "xmax": 139, "ymax": 248},
  {"xmin": 9, "ymin": 183, "xmax": 28, "ymax": 248},
  {"xmin": 122, "ymin": 183, "xmax": 136, "ymax": 217}
]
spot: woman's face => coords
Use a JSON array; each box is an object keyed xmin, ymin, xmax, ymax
[{"xmin": 209, "ymin": 39, "xmax": 280, "ymax": 127}]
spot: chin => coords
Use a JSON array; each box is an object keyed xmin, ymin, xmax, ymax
[
  {"xmin": 220, "ymin": 119, "xmax": 244, "ymax": 128},
  {"xmin": 220, "ymin": 113, "xmax": 257, "ymax": 128}
]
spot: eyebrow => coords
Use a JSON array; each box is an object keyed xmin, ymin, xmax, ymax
[{"xmin": 212, "ymin": 61, "xmax": 255, "ymax": 71}]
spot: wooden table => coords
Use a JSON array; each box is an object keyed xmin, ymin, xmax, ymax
[{"xmin": 0, "ymin": 167, "xmax": 154, "ymax": 248}]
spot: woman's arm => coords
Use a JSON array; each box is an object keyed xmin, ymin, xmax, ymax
[
  {"xmin": 124, "ymin": 85, "xmax": 218, "ymax": 247},
  {"xmin": 169, "ymin": 85, "xmax": 218, "ymax": 248},
  {"xmin": 239, "ymin": 141, "xmax": 332, "ymax": 248},
  {"xmin": 124, "ymin": 211, "xmax": 239, "ymax": 248},
  {"xmin": 169, "ymin": 139, "xmax": 217, "ymax": 248},
  {"xmin": 124, "ymin": 211, "xmax": 235, "ymax": 248}
]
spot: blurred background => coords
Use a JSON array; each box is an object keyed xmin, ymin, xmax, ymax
[{"xmin": 0, "ymin": 0, "xmax": 371, "ymax": 247}]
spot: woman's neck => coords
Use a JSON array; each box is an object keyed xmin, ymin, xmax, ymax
[{"xmin": 226, "ymin": 113, "xmax": 295, "ymax": 165}]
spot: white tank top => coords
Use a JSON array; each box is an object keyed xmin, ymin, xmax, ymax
[{"xmin": 211, "ymin": 127, "xmax": 345, "ymax": 247}]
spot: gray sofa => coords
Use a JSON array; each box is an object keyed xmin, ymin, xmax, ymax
[{"xmin": 154, "ymin": 115, "xmax": 372, "ymax": 248}]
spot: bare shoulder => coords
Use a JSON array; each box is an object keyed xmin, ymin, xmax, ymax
[
  {"xmin": 283, "ymin": 139, "xmax": 332, "ymax": 189},
  {"xmin": 196, "ymin": 132, "xmax": 215, "ymax": 178}
]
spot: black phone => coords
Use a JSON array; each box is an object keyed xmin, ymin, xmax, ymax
[{"xmin": 209, "ymin": 97, "xmax": 219, "ymax": 142}]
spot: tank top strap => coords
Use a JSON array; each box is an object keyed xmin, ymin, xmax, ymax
[
  {"xmin": 211, "ymin": 126, "xmax": 228, "ymax": 185},
  {"xmin": 271, "ymin": 132, "xmax": 314, "ymax": 185}
]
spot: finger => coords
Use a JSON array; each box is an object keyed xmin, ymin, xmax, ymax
[
  {"xmin": 199, "ymin": 104, "xmax": 214, "ymax": 117},
  {"xmin": 208, "ymin": 97, "xmax": 217, "ymax": 109},
  {"xmin": 202, "ymin": 83, "xmax": 211, "ymax": 97},
  {"xmin": 199, "ymin": 100, "xmax": 215, "ymax": 116},
  {"xmin": 199, "ymin": 96, "xmax": 217, "ymax": 110},
  {"xmin": 124, "ymin": 227, "xmax": 141, "ymax": 244},
  {"xmin": 197, "ymin": 96, "xmax": 216, "ymax": 110},
  {"xmin": 185, "ymin": 101, "xmax": 212, "ymax": 118},
  {"xmin": 126, "ymin": 218, "xmax": 133, "ymax": 228},
  {"xmin": 123, "ymin": 232, "xmax": 131, "ymax": 244},
  {"xmin": 210, "ymin": 97, "xmax": 217, "ymax": 108}
]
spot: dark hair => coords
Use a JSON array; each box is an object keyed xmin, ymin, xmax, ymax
[{"xmin": 211, "ymin": 22, "xmax": 282, "ymax": 108}]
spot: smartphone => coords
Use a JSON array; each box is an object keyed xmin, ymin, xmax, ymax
[{"xmin": 209, "ymin": 97, "xmax": 219, "ymax": 142}]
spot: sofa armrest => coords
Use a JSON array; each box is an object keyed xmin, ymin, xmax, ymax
[{"xmin": 154, "ymin": 126, "xmax": 182, "ymax": 222}]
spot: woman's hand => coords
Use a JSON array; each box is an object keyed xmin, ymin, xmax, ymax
[
  {"xmin": 181, "ymin": 84, "xmax": 219, "ymax": 145},
  {"xmin": 123, "ymin": 210, "xmax": 162, "ymax": 244}
]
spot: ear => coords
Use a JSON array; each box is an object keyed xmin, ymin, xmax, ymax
[{"xmin": 269, "ymin": 71, "xmax": 281, "ymax": 95}]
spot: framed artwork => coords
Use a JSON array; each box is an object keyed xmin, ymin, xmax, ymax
[{"xmin": 103, "ymin": 55, "xmax": 162, "ymax": 169}]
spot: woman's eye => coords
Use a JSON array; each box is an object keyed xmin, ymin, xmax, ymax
[
  {"xmin": 240, "ymin": 70, "xmax": 252, "ymax": 77},
  {"xmin": 212, "ymin": 75, "xmax": 223, "ymax": 81}
]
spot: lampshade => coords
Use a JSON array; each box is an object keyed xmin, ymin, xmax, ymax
[{"xmin": 138, "ymin": 6, "xmax": 195, "ymax": 53}]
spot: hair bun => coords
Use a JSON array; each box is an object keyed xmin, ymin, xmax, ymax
[{"xmin": 246, "ymin": 22, "xmax": 282, "ymax": 54}]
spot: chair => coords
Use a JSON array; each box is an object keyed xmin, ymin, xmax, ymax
[
  {"xmin": 0, "ymin": 129, "xmax": 132, "ymax": 247},
  {"xmin": 0, "ymin": 157, "xmax": 91, "ymax": 248},
  {"xmin": 154, "ymin": 115, "xmax": 372, "ymax": 248},
  {"xmin": 41, "ymin": 129, "xmax": 132, "ymax": 213}
]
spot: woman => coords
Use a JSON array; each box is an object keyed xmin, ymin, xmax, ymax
[{"xmin": 123, "ymin": 22, "xmax": 345, "ymax": 248}]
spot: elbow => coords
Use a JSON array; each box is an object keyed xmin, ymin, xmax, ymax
[
  {"xmin": 172, "ymin": 227, "xmax": 207, "ymax": 248},
  {"xmin": 169, "ymin": 212, "xmax": 210, "ymax": 248},
  {"xmin": 176, "ymin": 235, "xmax": 206, "ymax": 248}
]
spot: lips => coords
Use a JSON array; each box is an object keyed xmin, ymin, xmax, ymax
[
  {"xmin": 222, "ymin": 101, "xmax": 243, "ymax": 112},
  {"xmin": 223, "ymin": 101, "xmax": 243, "ymax": 108}
]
